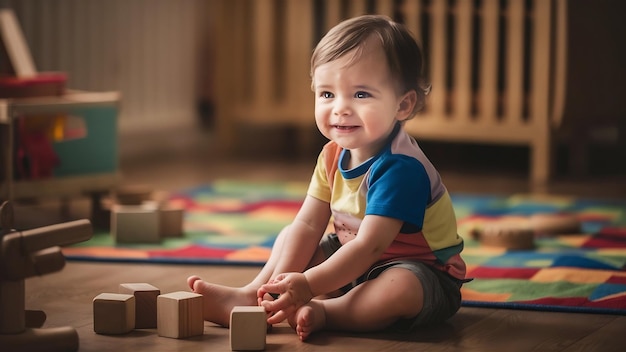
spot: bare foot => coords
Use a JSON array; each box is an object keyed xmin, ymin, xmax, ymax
[
  {"xmin": 288, "ymin": 300, "xmax": 326, "ymax": 341},
  {"xmin": 187, "ymin": 275, "xmax": 258, "ymax": 327}
]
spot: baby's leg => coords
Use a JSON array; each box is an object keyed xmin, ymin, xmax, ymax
[
  {"xmin": 187, "ymin": 224, "xmax": 330, "ymax": 327},
  {"xmin": 187, "ymin": 276, "xmax": 258, "ymax": 327},
  {"xmin": 187, "ymin": 225, "xmax": 294, "ymax": 327},
  {"xmin": 290, "ymin": 267, "xmax": 424, "ymax": 340}
]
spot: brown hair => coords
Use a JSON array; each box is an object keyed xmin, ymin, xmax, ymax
[{"xmin": 311, "ymin": 15, "xmax": 430, "ymax": 118}]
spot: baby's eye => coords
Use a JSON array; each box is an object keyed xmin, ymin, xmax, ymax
[
  {"xmin": 355, "ymin": 91, "xmax": 371, "ymax": 99},
  {"xmin": 320, "ymin": 91, "xmax": 334, "ymax": 99}
]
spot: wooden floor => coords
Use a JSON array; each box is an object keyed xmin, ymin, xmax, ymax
[{"xmin": 10, "ymin": 127, "xmax": 626, "ymax": 351}]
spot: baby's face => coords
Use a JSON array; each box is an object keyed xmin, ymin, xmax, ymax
[{"xmin": 313, "ymin": 37, "xmax": 414, "ymax": 164}]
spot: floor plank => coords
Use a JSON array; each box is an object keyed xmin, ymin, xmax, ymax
[{"xmin": 562, "ymin": 316, "xmax": 626, "ymax": 352}]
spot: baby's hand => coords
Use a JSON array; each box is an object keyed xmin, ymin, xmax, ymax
[{"xmin": 257, "ymin": 273, "xmax": 314, "ymax": 324}]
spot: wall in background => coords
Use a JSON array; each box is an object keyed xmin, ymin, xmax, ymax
[{"xmin": 2, "ymin": 0, "xmax": 211, "ymax": 134}]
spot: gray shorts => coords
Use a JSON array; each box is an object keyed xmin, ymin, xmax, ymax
[{"xmin": 320, "ymin": 233, "xmax": 463, "ymax": 331}]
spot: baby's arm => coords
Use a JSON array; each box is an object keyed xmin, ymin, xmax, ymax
[
  {"xmin": 305, "ymin": 214, "xmax": 402, "ymax": 295},
  {"xmin": 271, "ymin": 195, "xmax": 331, "ymax": 277},
  {"xmin": 260, "ymin": 214, "xmax": 402, "ymax": 323}
]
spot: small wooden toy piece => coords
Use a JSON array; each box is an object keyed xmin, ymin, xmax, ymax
[
  {"xmin": 113, "ymin": 185, "xmax": 154, "ymax": 205},
  {"xmin": 111, "ymin": 204, "xmax": 160, "ymax": 243},
  {"xmin": 230, "ymin": 306, "xmax": 267, "ymax": 351},
  {"xmin": 106, "ymin": 186, "xmax": 185, "ymax": 241},
  {"xmin": 157, "ymin": 291, "xmax": 203, "ymax": 339},
  {"xmin": 530, "ymin": 213, "xmax": 581, "ymax": 235},
  {"xmin": 0, "ymin": 201, "xmax": 93, "ymax": 351},
  {"xmin": 92, "ymin": 293, "xmax": 135, "ymax": 335},
  {"xmin": 475, "ymin": 221, "xmax": 535, "ymax": 250},
  {"xmin": 159, "ymin": 205, "xmax": 184, "ymax": 238},
  {"xmin": 119, "ymin": 283, "xmax": 160, "ymax": 329}
]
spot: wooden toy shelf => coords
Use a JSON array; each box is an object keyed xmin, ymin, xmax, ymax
[{"xmin": 0, "ymin": 91, "xmax": 120, "ymax": 202}]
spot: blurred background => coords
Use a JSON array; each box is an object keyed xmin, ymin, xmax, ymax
[{"xmin": 1, "ymin": 0, "xmax": 625, "ymax": 199}]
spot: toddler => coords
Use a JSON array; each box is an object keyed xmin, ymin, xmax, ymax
[{"xmin": 188, "ymin": 14, "xmax": 467, "ymax": 341}]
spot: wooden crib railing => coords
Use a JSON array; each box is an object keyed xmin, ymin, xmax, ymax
[
  {"xmin": 401, "ymin": 0, "xmax": 561, "ymax": 189},
  {"xmin": 210, "ymin": 0, "xmax": 621, "ymax": 190}
]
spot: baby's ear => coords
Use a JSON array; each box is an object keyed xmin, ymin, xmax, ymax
[{"xmin": 397, "ymin": 90, "xmax": 417, "ymax": 120}]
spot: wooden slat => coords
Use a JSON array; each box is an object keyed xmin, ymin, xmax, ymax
[
  {"xmin": 453, "ymin": 0, "xmax": 474, "ymax": 121},
  {"xmin": 213, "ymin": 0, "xmax": 241, "ymax": 150},
  {"xmin": 428, "ymin": 0, "xmax": 448, "ymax": 116},
  {"xmin": 285, "ymin": 0, "xmax": 314, "ymax": 121},
  {"xmin": 252, "ymin": 0, "xmax": 275, "ymax": 110},
  {"xmin": 504, "ymin": 0, "xmax": 525, "ymax": 125},
  {"xmin": 530, "ymin": 0, "xmax": 552, "ymax": 123},
  {"xmin": 529, "ymin": 0, "xmax": 553, "ymax": 189},
  {"xmin": 550, "ymin": 0, "xmax": 567, "ymax": 128},
  {"xmin": 232, "ymin": 0, "xmax": 250, "ymax": 105},
  {"xmin": 402, "ymin": 0, "xmax": 422, "ymax": 40},
  {"xmin": 405, "ymin": 118, "xmax": 536, "ymax": 145},
  {"xmin": 324, "ymin": 0, "xmax": 342, "ymax": 31},
  {"xmin": 479, "ymin": 0, "xmax": 499, "ymax": 121},
  {"xmin": 348, "ymin": 0, "xmax": 367, "ymax": 17},
  {"xmin": 375, "ymin": 0, "xmax": 394, "ymax": 17}
]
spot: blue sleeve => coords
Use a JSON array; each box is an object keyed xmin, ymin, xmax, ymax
[{"xmin": 365, "ymin": 154, "xmax": 431, "ymax": 229}]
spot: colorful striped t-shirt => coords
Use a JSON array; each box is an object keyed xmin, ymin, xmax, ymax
[{"xmin": 307, "ymin": 125, "xmax": 466, "ymax": 280}]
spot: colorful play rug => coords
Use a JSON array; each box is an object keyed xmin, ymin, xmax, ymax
[{"xmin": 63, "ymin": 180, "xmax": 626, "ymax": 315}]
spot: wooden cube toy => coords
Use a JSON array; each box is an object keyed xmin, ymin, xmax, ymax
[
  {"xmin": 157, "ymin": 291, "xmax": 203, "ymax": 339},
  {"xmin": 93, "ymin": 293, "xmax": 135, "ymax": 334},
  {"xmin": 230, "ymin": 306, "xmax": 266, "ymax": 351},
  {"xmin": 159, "ymin": 206, "xmax": 184, "ymax": 238},
  {"xmin": 119, "ymin": 283, "xmax": 160, "ymax": 329},
  {"xmin": 111, "ymin": 204, "xmax": 160, "ymax": 243}
]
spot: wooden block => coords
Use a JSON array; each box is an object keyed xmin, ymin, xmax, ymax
[
  {"xmin": 479, "ymin": 222, "xmax": 535, "ymax": 250},
  {"xmin": 111, "ymin": 204, "xmax": 160, "ymax": 243},
  {"xmin": 157, "ymin": 291, "xmax": 203, "ymax": 339},
  {"xmin": 118, "ymin": 283, "xmax": 160, "ymax": 329},
  {"xmin": 159, "ymin": 206, "xmax": 184, "ymax": 238},
  {"xmin": 230, "ymin": 306, "xmax": 266, "ymax": 351},
  {"xmin": 530, "ymin": 213, "xmax": 581, "ymax": 235},
  {"xmin": 93, "ymin": 293, "xmax": 135, "ymax": 334}
]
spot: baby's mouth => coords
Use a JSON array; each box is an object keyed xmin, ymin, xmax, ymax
[{"xmin": 333, "ymin": 125, "xmax": 358, "ymax": 130}]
